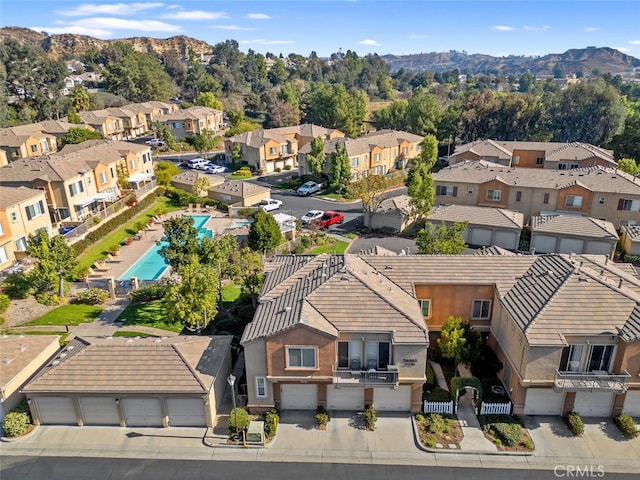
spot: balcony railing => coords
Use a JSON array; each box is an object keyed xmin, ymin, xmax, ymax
[
  {"xmin": 333, "ymin": 368, "xmax": 399, "ymax": 387},
  {"xmin": 554, "ymin": 370, "xmax": 631, "ymax": 393}
]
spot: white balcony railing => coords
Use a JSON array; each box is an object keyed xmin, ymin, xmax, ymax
[
  {"xmin": 554, "ymin": 370, "xmax": 631, "ymax": 393},
  {"xmin": 333, "ymin": 368, "xmax": 399, "ymax": 387}
]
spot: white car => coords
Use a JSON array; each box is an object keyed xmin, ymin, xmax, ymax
[
  {"xmin": 301, "ymin": 210, "xmax": 324, "ymax": 224},
  {"xmin": 204, "ymin": 164, "xmax": 226, "ymax": 174},
  {"xmin": 296, "ymin": 181, "xmax": 322, "ymax": 196},
  {"xmin": 260, "ymin": 199, "xmax": 283, "ymax": 212},
  {"xmin": 145, "ymin": 138, "xmax": 166, "ymax": 147}
]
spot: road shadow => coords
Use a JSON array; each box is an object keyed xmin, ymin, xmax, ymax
[
  {"xmin": 586, "ymin": 418, "xmax": 628, "ymax": 442},
  {"xmin": 279, "ymin": 410, "xmax": 316, "ymax": 431}
]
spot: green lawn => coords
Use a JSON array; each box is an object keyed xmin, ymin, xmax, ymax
[
  {"xmin": 342, "ymin": 232, "xmax": 359, "ymax": 240},
  {"xmin": 26, "ymin": 304, "xmax": 103, "ymax": 326},
  {"xmin": 221, "ymin": 283, "xmax": 241, "ymax": 308},
  {"xmin": 76, "ymin": 196, "xmax": 181, "ymax": 274},
  {"xmin": 115, "ymin": 300, "xmax": 182, "ymax": 333},
  {"xmin": 228, "ymin": 173, "xmax": 255, "ymax": 180},
  {"xmin": 309, "ymin": 241, "xmax": 350, "ymax": 255}
]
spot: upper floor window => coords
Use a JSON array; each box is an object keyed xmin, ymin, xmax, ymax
[
  {"xmin": 598, "ymin": 196, "xmax": 606, "ymax": 205},
  {"xmin": 543, "ymin": 193, "xmax": 550, "ymax": 204},
  {"xmin": 0, "ymin": 246, "xmax": 7, "ymax": 264},
  {"xmin": 559, "ymin": 163, "xmax": 579, "ymax": 170},
  {"xmin": 402, "ymin": 147, "xmax": 408, "ymax": 155},
  {"xmin": 10, "ymin": 211, "xmax": 17, "ymax": 222},
  {"xmin": 486, "ymin": 189, "xmax": 501, "ymax": 201},
  {"xmin": 374, "ymin": 153, "xmax": 380, "ymax": 162},
  {"xmin": 25, "ymin": 200, "xmax": 45, "ymax": 220},
  {"xmin": 559, "ymin": 344, "xmax": 614, "ymax": 373},
  {"xmin": 559, "ymin": 345, "xmax": 583, "ymax": 372},
  {"xmin": 472, "ymin": 300, "xmax": 491, "ymax": 319},
  {"xmin": 565, "ymin": 195, "xmax": 583, "ymax": 208},
  {"xmin": 15, "ymin": 236, "xmax": 28, "ymax": 251},
  {"xmin": 269, "ymin": 146, "xmax": 276, "ymax": 155},
  {"xmin": 0, "ymin": 220, "xmax": 4, "ymax": 236},
  {"xmin": 287, "ymin": 346, "xmax": 317, "ymax": 369},
  {"xmin": 587, "ymin": 345, "xmax": 614, "ymax": 373},
  {"xmin": 350, "ymin": 157, "xmax": 360, "ymax": 167},
  {"xmin": 536, "ymin": 157, "xmax": 544, "ymax": 165},
  {"xmin": 68, "ymin": 180, "xmax": 84, "ymax": 197},
  {"xmin": 436, "ymin": 185, "xmax": 458, "ymax": 197},
  {"xmin": 617, "ymin": 199, "xmax": 640, "ymax": 212},
  {"xmin": 129, "ymin": 159, "xmax": 136, "ymax": 170},
  {"xmin": 421, "ymin": 300, "xmax": 431, "ymax": 317},
  {"xmin": 515, "ymin": 191, "xmax": 522, "ymax": 202},
  {"xmin": 338, "ymin": 341, "xmax": 361, "ymax": 370},
  {"xmin": 30, "ymin": 144, "xmax": 38, "ymax": 153},
  {"xmin": 110, "ymin": 167, "xmax": 115, "ymax": 179},
  {"xmin": 99, "ymin": 172, "xmax": 107, "ymax": 184},
  {"xmin": 255, "ymin": 377, "xmax": 267, "ymax": 398}
]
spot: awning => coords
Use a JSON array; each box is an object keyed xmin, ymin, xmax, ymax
[
  {"xmin": 94, "ymin": 192, "xmax": 116, "ymax": 202},
  {"xmin": 74, "ymin": 197, "xmax": 97, "ymax": 207},
  {"xmin": 127, "ymin": 172, "xmax": 153, "ymax": 183}
]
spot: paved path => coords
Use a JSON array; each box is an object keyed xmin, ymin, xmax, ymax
[
  {"xmin": 430, "ymin": 361, "xmax": 449, "ymax": 391},
  {"xmin": 457, "ymin": 393, "xmax": 497, "ymax": 452}
]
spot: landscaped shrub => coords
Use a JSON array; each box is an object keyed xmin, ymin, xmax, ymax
[
  {"xmin": 564, "ymin": 412, "xmax": 584, "ymax": 436},
  {"xmin": 228, "ymin": 407, "xmax": 250, "ymax": 434},
  {"xmin": 128, "ymin": 284, "xmax": 167, "ymax": 303},
  {"xmin": 0, "ymin": 293, "xmax": 10, "ymax": 314},
  {"xmin": 415, "ymin": 413, "xmax": 424, "ymax": 422},
  {"xmin": 263, "ymin": 409, "xmax": 279, "ymax": 438},
  {"xmin": 364, "ymin": 405, "xmax": 377, "ymax": 431},
  {"xmin": 35, "ymin": 293, "xmax": 64, "ymax": 306},
  {"xmin": 315, "ymin": 405, "xmax": 329, "ymax": 429},
  {"xmin": 300, "ymin": 235, "xmax": 312, "ymax": 248},
  {"xmin": 283, "ymin": 165, "xmax": 292, "ymax": 170},
  {"xmin": 1, "ymin": 273, "xmax": 36, "ymax": 299},
  {"xmin": 74, "ymin": 288, "xmax": 110, "ymax": 305},
  {"xmin": 425, "ymin": 413, "xmax": 447, "ymax": 434},
  {"xmin": 293, "ymin": 244, "xmax": 305, "ymax": 254},
  {"xmin": 614, "ymin": 414, "xmax": 639, "ymax": 439},
  {"xmin": 490, "ymin": 422, "xmax": 523, "ymax": 446},
  {"xmin": 2, "ymin": 411, "xmax": 31, "ymax": 437},
  {"xmin": 426, "ymin": 361, "xmax": 436, "ymax": 389}
]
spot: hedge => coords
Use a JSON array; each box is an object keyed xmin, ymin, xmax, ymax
[
  {"xmin": 614, "ymin": 414, "xmax": 638, "ymax": 439},
  {"xmin": 450, "ymin": 376, "xmax": 483, "ymax": 409},
  {"xmin": 164, "ymin": 186, "xmax": 226, "ymax": 210},
  {"xmin": 564, "ymin": 411, "xmax": 584, "ymax": 436}
]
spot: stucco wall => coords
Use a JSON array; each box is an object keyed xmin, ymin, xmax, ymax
[{"xmin": 415, "ymin": 284, "xmax": 495, "ymax": 331}]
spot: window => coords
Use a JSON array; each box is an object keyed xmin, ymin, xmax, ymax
[
  {"xmin": 0, "ymin": 246, "xmax": 7, "ymax": 263},
  {"xmin": 338, "ymin": 341, "xmax": 361, "ymax": 369},
  {"xmin": 472, "ymin": 300, "xmax": 491, "ymax": 319},
  {"xmin": 486, "ymin": 189, "xmax": 501, "ymax": 201},
  {"xmin": 402, "ymin": 147, "xmax": 408, "ymax": 155},
  {"xmin": 68, "ymin": 181, "xmax": 84, "ymax": 197},
  {"xmin": 559, "ymin": 163, "xmax": 579, "ymax": 170},
  {"xmin": 99, "ymin": 172, "xmax": 107, "ymax": 184},
  {"xmin": 287, "ymin": 347, "xmax": 317, "ymax": 369},
  {"xmin": 515, "ymin": 191, "xmax": 522, "ymax": 202},
  {"xmin": 10, "ymin": 211, "xmax": 17, "ymax": 222},
  {"xmin": 365, "ymin": 341, "xmax": 390, "ymax": 370},
  {"xmin": 559, "ymin": 345, "xmax": 584, "ymax": 372},
  {"xmin": 543, "ymin": 193, "xmax": 550, "ymax": 204},
  {"xmin": 269, "ymin": 146, "xmax": 276, "ymax": 155},
  {"xmin": 129, "ymin": 159, "xmax": 136, "ymax": 170},
  {"xmin": 0, "ymin": 221, "xmax": 4, "ymax": 236},
  {"xmin": 598, "ymin": 196, "xmax": 606, "ymax": 205},
  {"xmin": 31, "ymin": 144, "xmax": 38, "ymax": 153},
  {"xmin": 25, "ymin": 200, "xmax": 45, "ymax": 220},
  {"xmin": 374, "ymin": 153, "xmax": 380, "ymax": 162},
  {"xmin": 617, "ymin": 199, "xmax": 640, "ymax": 212},
  {"xmin": 350, "ymin": 157, "xmax": 360, "ymax": 167},
  {"xmin": 536, "ymin": 157, "xmax": 544, "ymax": 166},
  {"xmin": 110, "ymin": 167, "xmax": 115, "ymax": 179},
  {"xmin": 436, "ymin": 185, "xmax": 457, "ymax": 197},
  {"xmin": 255, "ymin": 377, "xmax": 267, "ymax": 398},
  {"xmin": 15, "ymin": 236, "xmax": 27, "ymax": 251},
  {"xmin": 565, "ymin": 195, "xmax": 583, "ymax": 208},
  {"xmin": 421, "ymin": 300, "xmax": 431, "ymax": 317},
  {"xmin": 587, "ymin": 345, "xmax": 614, "ymax": 372}
]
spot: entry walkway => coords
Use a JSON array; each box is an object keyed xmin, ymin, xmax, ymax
[{"xmin": 456, "ymin": 393, "xmax": 497, "ymax": 452}]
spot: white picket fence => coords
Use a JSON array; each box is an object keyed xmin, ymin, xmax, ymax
[
  {"xmin": 423, "ymin": 400, "xmax": 454, "ymax": 414},
  {"xmin": 480, "ymin": 401, "xmax": 512, "ymax": 415}
]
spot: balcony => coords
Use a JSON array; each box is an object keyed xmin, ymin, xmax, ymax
[
  {"xmin": 554, "ymin": 370, "xmax": 631, "ymax": 393},
  {"xmin": 333, "ymin": 366, "xmax": 399, "ymax": 387}
]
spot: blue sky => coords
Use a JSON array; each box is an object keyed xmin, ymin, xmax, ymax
[{"xmin": 1, "ymin": 1, "xmax": 639, "ymax": 58}]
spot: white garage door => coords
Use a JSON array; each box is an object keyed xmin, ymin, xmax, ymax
[
  {"xmin": 374, "ymin": 386, "xmax": 411, "ymax": 411},
  {"xmin": 494, "ymin": 231, "xmax": 518, "ymax": 250},
  {"xmin": 122, "ymin": 398, "xmax": 163, "ymax": 427},
  {"xmin": 80, "ymin": 397, "xmax": 120, "ymax": 426},
  {"xmin": 327, "ymin": 387, "xmax": 364, "ymax": 411},
  {"xmin": 558, "ymin": 238, "xmax": 585, "ymax": 254},
  {"xmin": 280, "ymin": 384, "xmax": 318, "ymax": 410},
  {"xmin": 574, "ymin": 392, "xmax": 614, "ymax": 417},
  {"xmin": 167, "ymin": 398, "xmax": 206, "ymax": 427},
  {"xmin": 469, "ymin": 228, "xmax": 492, "ymax": 247},
  {"xmin": 532, "ymin": 235, "xmax": 556, "ymax": 253},
  {"xmin": 37, "ymin": 396, "xmax": 77, "ymax": 425},
  {"xmin": 585, "ymin": 241, "xmax": 613, "ymax": 256},
  {"xmin": 524, "ymin": 389, "xmax": 564, "ymax": 415},
  {"xmin": 623, "ymin": 391, "xmax": 640, "ymax": 417}
]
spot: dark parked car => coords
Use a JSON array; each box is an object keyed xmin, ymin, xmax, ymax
[{"xmin": 311, "ymin": 211, "xmax": 344, "ymax": 229}]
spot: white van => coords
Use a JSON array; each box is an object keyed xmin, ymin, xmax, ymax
[{"xmin": 185, "ymin": 158, "xmax": 209, "ymax": 169}]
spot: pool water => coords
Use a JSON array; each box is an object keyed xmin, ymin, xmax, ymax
[{"xmin": 119, "ymin": 216, "xmax": 214, "ymax": 281}]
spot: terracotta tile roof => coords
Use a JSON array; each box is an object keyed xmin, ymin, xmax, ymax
[
  {"xmin": 0, "ymin": 335, "xmax": 60, "ymax": 391},
  {"xmin": 622, "ymin": 225, "xmax": 640, "ymax": 241},
  {"xmin": 530, "ymin": 215, "xmax": 619, "ymax": 240},
  {"xmin": 377, "ymin": 194, "xmax": 412, "ymax": 216},
  {"xmin": 22, "ymin": 336, "xmax": 232, "ymax": 394},
  {"xmin": 426, "ymin": 204, "xmax": 524, "ymax": 230},
  {"xmin": 209, "ymin": 180, "xmax": 270, "ymax": 196}
]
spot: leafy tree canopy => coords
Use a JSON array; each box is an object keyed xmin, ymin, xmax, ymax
[
  {"xmin": 154, "ymin": 161, "xmax": 180, "ymax": 186},
  {"xmin": 416, "ymin": 221, "xmax": 468, "ymax": 255},
  {"xmin": 61, "ymin": 127, "xmax": 103, "ymax": 145},
  {"xmin": 329, "ymin": 142, "xmax": 351, "ymax": 194},
  {"xmin": 437, "ymin": 316, "xmax": 469, "ymax": 364},
  {"xmin": 247, "ymin": 210, "xmax": 282, "ymax": 253},
  {"xmin": 306, "ymin": 136, "xmax": 326, "ymax": 179},
  {"xmin": 26, "ymin": 229, "xmax": 78, "ymax": 295},
  {"xmin": 406, "ymin": 161, "xmax": 435, "ymax": 220}
]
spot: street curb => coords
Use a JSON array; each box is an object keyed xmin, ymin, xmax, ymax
[{"xmin": 1, "ymin": 424, "xmax": 38, "ymax": 443}]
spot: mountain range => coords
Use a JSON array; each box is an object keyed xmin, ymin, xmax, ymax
[{"xmin": 2, "ymin": 26, "xmax": 639, "ymax": 77}]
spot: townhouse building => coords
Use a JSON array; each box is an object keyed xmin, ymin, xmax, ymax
[
  {"xmin": 241, "ymin": 253, "xmax": 640, "ymax": 419},
  {"xmin": 432, "ymin": 160, "xmax": 640, "ymax": 228},
  {"xmin": 77, "ymin": 111, "xmax": 125, "ymax": 140},
  {"xmin": 448, "ymin": 140, "xmax": 617, "ymax": 170},
  {"xmin": 105, "ymin": 106, "xmax": 148, "ymax": 139},
  {"xmin": 157, "ymin": 106, "xmax": 223, "ymax": 141},
  {"xmin": 0, "ymin": 186, "xmax": 53, "ymax": 271}
]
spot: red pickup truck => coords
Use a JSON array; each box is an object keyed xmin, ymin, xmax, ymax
[{"xmin": 312, "ymin": 211, "xmax": 344, "ymax": 229}]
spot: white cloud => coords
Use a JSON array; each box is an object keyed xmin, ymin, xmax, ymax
[
  {"xmin": 523, "ymin": 25, "xmax": 550, "ymax": 32},
  {"xmin": 359, "ymin": 39, "xmax": 380, "ymax": 46},
  {"xmin": 211, "ymin": 25, "xmax": 253, "ymax": 31},
  {"xmin": 628, "ymin": 40, "xmax": 640, "ymax": 45},
  {"xmin": 162, "ymin": 10, "xmax": 226, "ymax": 20},
  {"xmin": 29, "ymin": 25, "xmax": 112, "ymax": 37},
  {"xmin": 56, "ymin": 2, "xmax": 163, "ymax": 17},
  {"xmin": 493, "ymin": 25, "xmax": 515, "ymax": 31},
  {"xmin": 613, "ymin": 47, "xmax": 630, "ymax": 52},
  {"xmin": 246, "ymin": 13, "xmax": 271, "ymax": 20},
  {"xmin": 52, "ymin": 17, "xmax": 182, "ymax": 33},
  {"xmin": 583, "ymin": 27, "xmax": 599, "ymax": 32}
]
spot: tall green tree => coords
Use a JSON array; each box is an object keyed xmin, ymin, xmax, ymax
[
  {"xmin": 348, "ymin": 175, "xmax": 390, "ymax": 231},
  {"xmin": 190, "ymin": 130, "xmax": 219, "ymax": 159},
  {"xmin": 165, "ymin": 255, "xmax": 219, "ymax": 333},
  {"xmin": 61, "ymin": 127, "xmax": 103, "ymax": 145},
  {"xmin": 26, "ymin": 230, "xmax": 78, "ymax": 296},
  {"xmin": 193, "ymin": 91, "xmax": 224, "ymax": 110},
  {"xmin": 306, "ymin": 136, "xmax": 326, "ymax": 179},
  {"xmin": 406, "ymin": 161, "xmax": 435, "ymax": 221},
  {"xmin": 192, "ymin": 177, "xmax": 210, "ymax": 197},
  {"xmin": 233, "ymin": 247, "xmax": 263, "ymax": 308},
  {"xmin": 617, "ymin": 158, "xmax": 639, "ymax": 176},
  {"xmin": 416, "ymin": 221, "xmax": 468, "ymax": 255},
  {"xmin": 438, "ymin": 316, "xmax": 469, "ymax": 364},
  {"xmin": 69, "ymin": 86, "xmax": 90, "ymax": 112},
  {"xmin": 417, "ymin": 134, "xmax": 439, "ymax": 169},
  {"xmin": 154, "ymin": 161, "xmax": 180, "ymax": 186},
  {"xmin": 406, "ymin": 88, "xmax": 442, "ymax": 136},
  {"xmin": 159, "ymin": 217, "xmax": 201, "ymax": 269},
  {"xmin": 329, "ymin": 142, "xmax": 351, "ymax": 194},
  {"xmin": 247, "ymin": 210, "xmax": 282, "ymax": 253}
]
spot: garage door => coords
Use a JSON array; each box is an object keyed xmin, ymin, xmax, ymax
[
  {"xmin": 374, "ymin": 386, "xmax": 411, "ymax": 411},
  {"xmin": 167, "ymin": 398, "xmax": 206, "ymax": 427},
  {"xmin": 80, "ymin": 397, "xmax": 120, "ymax": 426},
  {"xmin": 524, "ymin": 389, "xmax": 564, "ymax": 415},
  {"xmin": 585, "ymin": 241, "xmax": 613, "ymax": 256},
  {"xmin": 280, "ymin": 384, "xmax": 318, "ymax": 410},
  {"xmin": 37, "ymin": 396, "xmax": 77, "ymax": 425},
  {"xmin": 623, "ymin": 391, "xmax": 640, "ymax": 417},
  {"xmin": 532, "ymin": 235, "xmax": 556, "ymax": 253},
  {"xmin": 494, "ymin": 231, "xmax": 518, "ymax": 250},
  {"xmin": 574, "ymin": 392, "xmax": 614, "ymax": 417},
  {"xmin": 122, "ymin": 398, "xmax": 163, "ymax": 427},
  {"xmin": 469, "ymin": 228, "xmax": 492, "ymax": 247},
  {"xmin": 327, "ymin": 387, "xmax": 364, "ymax": 411},
  {"xmin": 559, "ymin": 238, "xmax": 584, "ymax": 254}
]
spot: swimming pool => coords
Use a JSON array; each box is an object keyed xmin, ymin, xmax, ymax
[{"xmin": 119, "ymin": 216, "xmax": 214, "ymax": 281}]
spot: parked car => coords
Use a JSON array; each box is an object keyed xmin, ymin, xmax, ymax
[
  {"xmin": 145, "ymin": 138, "xmax": 166, "ymax": 147},
  {"xmin": 260, "ymin": 199, "xmax": 283, "ymax": 212},
  {"xmin": 204, "ymin": 164, "xmax": 226, "ymax": 174},
  {"xmin": 185, "ymin": 158, "xmax": 209, "ymax": 169},
  {"xmin": 301, "ymin": 210, "xmax": 324, "ymax": 224},
  {"xmin": 311, "ymin": 211, "xmax": 344, "ymax": 229},
  {"xmin": 296, "ymin": 181, "xmax": 322, "ymax": 196}
]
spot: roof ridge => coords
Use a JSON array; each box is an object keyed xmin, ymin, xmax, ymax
[{"xmin": 171, "ymin": 343, "xmax": 208, "ymax": 392}]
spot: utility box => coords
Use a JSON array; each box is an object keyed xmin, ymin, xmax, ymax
[{"xmin": 245, "ymin": 421, "xmax": 265, "ymax": 446}]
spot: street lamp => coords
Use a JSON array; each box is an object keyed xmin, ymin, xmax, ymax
[{"xmin": 227, "ymin": 373, "xmax": 239, "ymax": 441}]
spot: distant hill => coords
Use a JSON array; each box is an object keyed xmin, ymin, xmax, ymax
[
  {"xmin": 381, "ymin": 47, "xmax": 640, "ymax": 76},
  {"xmin": 2, "ymin": 27, "xmax": 638, "ymax": 77}
]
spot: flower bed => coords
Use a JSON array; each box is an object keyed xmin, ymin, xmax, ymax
[
  {"xmin": 415, "ymin": 413, "xmax": 463, "ymax": 449},
  {"xmin": 479, "ymin": 414, "xmax": 534, "ymax": 452}
]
